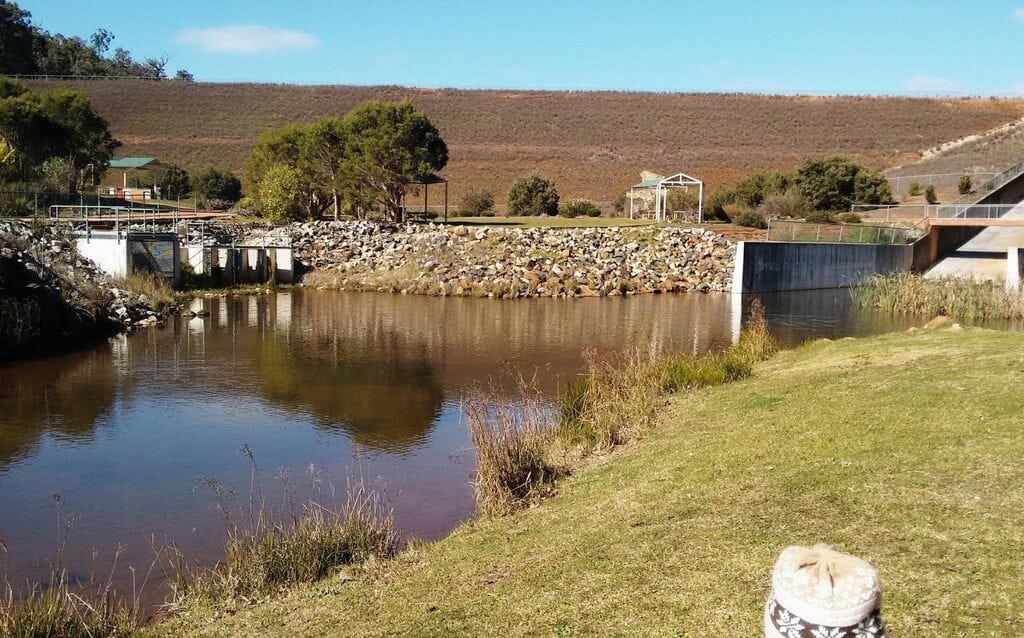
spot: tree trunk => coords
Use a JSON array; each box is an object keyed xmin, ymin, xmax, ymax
[{"xmin": 332, "ymin": 189, "xmax": 339, "ymax": 221}]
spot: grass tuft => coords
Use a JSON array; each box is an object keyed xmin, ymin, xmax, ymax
[
  {"xmin": 113, "ymin": 272, "xmax": 178, "ymax": 312},
  {"xmin": 856, "ymin": 273, "xmax": 1024, "ymax": 320}
]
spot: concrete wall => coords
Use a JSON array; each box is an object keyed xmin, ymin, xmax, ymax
[
  {"xmin": 732, "ymin": 241, "xmax": 913, "ymax": 293},
  {"xmin": 76, "ymin": 232, "xmax": 128, "ymax": 277},
  {"xmin": 1007, "ymin": 248, "xmax": 1023, "ymax": 291}
]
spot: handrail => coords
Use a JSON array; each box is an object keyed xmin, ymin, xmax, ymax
[{"xmin": 940, "ymin": 159, "xmax": 1024, "ymax": 213}]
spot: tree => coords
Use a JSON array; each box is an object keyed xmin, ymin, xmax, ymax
[
  {"xmin": 247, "ymin": 119, "xmax": 344, "ymax": 219},
  {"xmin": 924, "ymin": 184, "xmax": 938, "ymax": 205},
  {"xmin": 191, "ymin": 167, "xmax": 241, "ymax": 207},
  {"xmin": 795, "ymin": 156, "xmax": 892, "ymax": 212},
  {"xmin": 339, "ymin": 100, "xmax": 447, "ymax": 219},
  {"xmin": 253, "ymin": 164, "xmax": 304, "ymax": 223},
  {"xmin": 35, "ymin": 88, "xmax": 119, "ymax": 191},
  {"xmin": 507, "ymin": 175, "xmax": 559, "ymax": 216},
  {"xmin": 458, "ymin": 188, "xmax": 495, "ymax": 215},
  {"xmin": 90, "ymin": 28, "xmax": 113, "ymax": 55},
  {"xmin": 958, "ymin": 174, "xmax": 973, "ymax": 195},
  {"xmin": 0, "ymin": 0, "xmax": 39, "ymax": 74},
  {"xmin": 0, "ymin": 138, "xmax": 15, "ymax": 183},
  {"xmin": 174, "ymin": 69, "xmax": 194, "ymax": 82},
  {"xmin": 155, "ymin": 163, "xmax": 190, "ymax": 199}
]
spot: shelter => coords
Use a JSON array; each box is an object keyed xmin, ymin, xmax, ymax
[
  {"xmin": 108, "ymin": 157, "xmax": 163, "ymax": 188},
  {"xmin": 401, "ymin": 174, "xmax": 449, "ymax": 222},
  {"xmin": 628, "ymin": 172, "xmax": 704, "ymax": 223}
]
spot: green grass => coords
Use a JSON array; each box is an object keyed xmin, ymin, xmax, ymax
[
  {"xmin": 857, "ymin": 273, "xmax": 1024, "ymax": 321},
  {"xmin": 439, "ymin": 216, "xmax": 656, "ymax": 228},
  {"xmin": 146, "ymin": 327, "xmax": 1024, "ymax": 636}
]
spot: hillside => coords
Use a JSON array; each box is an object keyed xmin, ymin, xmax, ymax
[
  {"xmin": 26, "ymin": 80, "xmax": 1024, "ymax": 204},
  {"xmin": 147, "ymin": 327, "xmax": 1024, "ymax": 636}
]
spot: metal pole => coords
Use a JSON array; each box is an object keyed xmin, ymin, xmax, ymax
[
  {"xmin": 697, "ymin": 183, "xmax": 704, "ymax": 224},
  {"xmin": 444, "ymin": 180, "xmax": 448, "ymax": 223}
]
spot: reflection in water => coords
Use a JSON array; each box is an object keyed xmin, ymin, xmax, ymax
[{"xmin": 0, "ymin": 288, "xmax": 921, "ymax": 590}]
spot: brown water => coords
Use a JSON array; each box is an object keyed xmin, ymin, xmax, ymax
[{"xmin": 0, "ymin": 289, "xmax": 915, "ymax": 590}]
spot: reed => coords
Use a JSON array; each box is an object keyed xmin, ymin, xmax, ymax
[
  {"xmin": 856, "ymin": 273, "xmax": 1024, "ymax": 321},
  {"xmin": 168, "ymin": 449, "xmax": 397, "ymax": 611}
]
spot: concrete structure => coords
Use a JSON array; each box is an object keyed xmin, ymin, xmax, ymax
[
  {"xmin": 1007, "ymin": 248, "xmax": 1023, "ymax": 291},
  {"xmin": 75, "ymin": 230, "xmax": 180, "ymax": 283},
  {"xmin": 926, "ymin": 201, "xmax": 1024, "ymax": 282},
  {"xmin": 200, "ymin": 245, "xmax": 294, "ymax": 285},
  {"xmin": 731, "ymin": 240, "xmax": 913, "ymax": 294}
]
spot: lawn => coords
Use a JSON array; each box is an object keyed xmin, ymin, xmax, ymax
[{"xmin": 147, "ymin": 327, "xmax": 1024, "ymax": 636}]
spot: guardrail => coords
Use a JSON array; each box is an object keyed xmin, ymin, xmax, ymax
[
  {"xmin": 941, "ymin": 159, "xmax": 1024, "ymax": 211},
  {"xmin": 852, "ymin": 203, "xmax": 1023, "ymax": 221},
  {"xmin": 766, "ymin": 219, "xmax": 921, "ymax": 245}
]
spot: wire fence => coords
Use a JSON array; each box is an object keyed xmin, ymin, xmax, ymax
[
  {"xmin": 766, "ymin": 219, "xmax": 921, "ymax": 245},
  {"xmin": 884, "ymin": 171, "xmax": 997, "ymax": 197}
]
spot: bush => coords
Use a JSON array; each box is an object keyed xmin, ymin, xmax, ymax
[
  {"xmin": 507, "ymin": 175, "xmax": 558, "ymax": 216},
  {"xmin": 733, "ymin": 210, "xmax": 767, "ymax": 229},
  {"xmin": 559, "ymin": 200, "xmax": 602, "ymax": 218},
  {"xmin": 925, "ymin": 185, "xmax": 938, "ymax": 204},
  {"xmin": 253, "ymin": 165, "xmax": 306, "ymax": 223},
  {"xmin": 190, "ymin": 167, "xmax": 242, "ymax": 207},
  {"xmin": 908, "ymin": 181, "xmax": 923, "ymax": 196},
  {"xmin": 0, "ymin": 194, "xmax": 34, "ymax": 217},
  {"xmin": 458, "ymin": 188, "xmax": 496, "ymax": 216},
  {"xmin": 721, "ymin": 203, "xmax": 749, "ymax": 222},
  {"xmin": 612, "ymin": 194, "xmax": 628, "ymax": 215},
  {"xmin": 835, "ymin": 212, "xmax": 862, "ymax": 224},
  {"xmin": 804, "ymin": 210, "xmax": 835, "ymax": 223},
  {"xmin": 795, "ymin": 156, "xmax": 892, "ymax": 211},
  {"xmin": 958, "ymin": 174, "xmax": 973, "ymax": 195},
  {"xmin": 758, "ymin": 190, "xmax": 808, "ymax": 219}
]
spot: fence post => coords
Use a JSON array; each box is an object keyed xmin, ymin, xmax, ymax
[
  {"xmin": 859, "ymin": 226, "xmax": 864, "ymax": 243},
  {"xmin": 838, "ymin": 225, "xmax": 844, "ymax": 243},
  {"xmin": 792, "ymin": 223, "xmax": 797, "ymax": 241},
  {"xmin": 815, "ymin": 224, "xmax": 821, "ymax": 241}
]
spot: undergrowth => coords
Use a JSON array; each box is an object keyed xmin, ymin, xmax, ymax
[{"xmin": 855, "ymin": 273, "xmax": 1024, "ymax": 320}]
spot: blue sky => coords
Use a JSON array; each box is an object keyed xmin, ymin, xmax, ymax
[{"xmin": 19, "ymin": 0, "xmax": 1024, "ymax": 94}]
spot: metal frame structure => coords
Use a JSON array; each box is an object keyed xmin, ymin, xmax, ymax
[{"xmin": 628, "ymin": 172, "xmax": 704, "ymax": 223}]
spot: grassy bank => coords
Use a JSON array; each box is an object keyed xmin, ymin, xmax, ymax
[
  {"xmin": 147, "ymin": 326, "xmax": 1024, "ymax": 636},
  {"xmin": 857, "ymin": 272, "xmax": 1024, "ymax": 321}
]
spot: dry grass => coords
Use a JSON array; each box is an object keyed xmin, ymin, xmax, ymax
[
  {"xmin": 24, "ymin": 80, "xmax": 1024, "ymax": 203},
  {"xmin": 167, "ymin": 448, "xmax": 397, "ymax": 613},
  {"xmin": 466, "ymin": 302, "xmax": 775, "ymax": 515},
  {"xmin": 856, "ymin": 272, "xmax": 1024, "ymax": 320},
  {"xmin": 113, "ymin": 272, "xmax": 178, "ymax": 311}
]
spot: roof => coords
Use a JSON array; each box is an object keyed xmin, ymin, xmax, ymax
[
  {"xmin": 109, "ymin": 157, "xmax": 160, "ymax": 169},
  {"xmin": 631, "ymin": 172, "xmax": 703, "ymax": 189},
  {"xmin": 632, "ymin": 178, "xmax": 664, "ymax": 188}
]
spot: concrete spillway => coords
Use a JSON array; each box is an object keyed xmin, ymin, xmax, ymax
[{"xmin": 925, "ymin": 202, "xmax": 1024, "ymax": 282}]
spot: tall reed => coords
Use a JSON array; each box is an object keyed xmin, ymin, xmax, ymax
[
  {"xmin": 168, "ymin": 448, "xmax": 398, "ymax": 611},
  {"xmin": 856, "ymin": 273, "xmax": 1024, "ymax": 321}
]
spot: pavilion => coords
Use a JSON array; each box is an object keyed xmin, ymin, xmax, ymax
[{"xmin": 628, "ymin": 172, "xmax": 704, "ymax": 223}]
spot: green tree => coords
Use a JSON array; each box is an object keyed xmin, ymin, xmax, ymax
[
  {"xmin": 254, "ymin": 164, "xmax": 305, "ymax": 223},
  {"xmin": 340, "ymin": 100, "xmax": 448, "ymax": 219},
  {"xmin": 507, "ymin": 175, "xmax": 559, "ymax": 216},
  {"xmin": 0, "ymin": 0, "xmax": 39, "ymax": 74},
  {"xmin": 0, "ymin": 138, "xmax": 15, "ymax": 183},
  {"xmin": 155, "ymin": 163, "xmax": 190, "ymax": 199},
  {"xmin": 35, "ymin": 88, "xmax": 119, "ymax": 191},
  {"xmin": 924, "ymin": 184, "xmax": 938, "ymax": 205},
  {"xmin": 795, "ymin": 156, "xmax": 892, "ymax": 212},
  {"xmin": 191, "ymin": 167, "xmax": 241, "ymax": 207},
  {"xmin": 174, "ymin": 69, "xmax": 194, "ymax": 82}
]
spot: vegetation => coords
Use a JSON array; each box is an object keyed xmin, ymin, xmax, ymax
[
  {"xmin": 169, "ymin": 451, "xmax": 397, "ymax": 612},
  {"xmin": 29, "ymin": 80, "xmax": 1024, "ymax": 204},
  {"xmin": 155, "ymin": 163, "xmax": 190, "ymax": 199},
  {"xmin": 0, "ymin": 1, "xmax": 186, "ymax": 78},
  {"xmin": 507, "ymin": 175, "xmax": 559, "ymax": 216},
  {"xmin": 958, "ymin": 173, "xmax": 973, "ymax": 194},
  {"xmin": 0, "ymin": 78, "xmax": 119, "ymax": 194},
  {"xmin": 190, "ymin": 167, "xmax": 241, "ymax": 208},
  {"xmin": 114, "ymin": 271, "xmax": 177, "ymax": 311},
  {"xmin": 794, "ymin": 155, "xmax": 893, "ymax": 211},
  {"xmin": 251, "ymin": 164, "xmax": 304, "ymax": 222},
  {"xmin": 457, "ymin": 187, "xmax": 495, "ymax": 216},
  {"xmin": 147, "ymin": 327, "xmax": 1024, "ymax": 636},
  {"xmin": 834, "ymin": 211, "xmax": 862, "ymax": 224},
  {"xmin": 908, "ymin": 181, "xmax": 923, "ymax": 196},
  {"xmin": 732, "ymin": 209, "xmax": 767, "ymax": 228},
  {"xmin": 856, "ymin": 273, "xmax": 1024, "ymax": 320},
  {"xmin": 557, "ymin": 199, "xmax": 601, "ymax": 218},
  {"xmin": 758, "ymin": 189, "xmax": 808, "ymax": 219},
  {"xmin": 924, "ymin": 184, "xmax": 938, "ymax": 204}
]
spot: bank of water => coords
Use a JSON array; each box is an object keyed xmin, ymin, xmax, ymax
[{"xmin": 0, "ymin": 289, "xmax": 919, "ymax": 590}]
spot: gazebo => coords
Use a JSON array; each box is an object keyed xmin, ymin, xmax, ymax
[
  {"xmin": 628, "ymin": 172, "xmax": 704, "ymax": 223},
  {"xmin": 108, "ymin": 157, "xmax": 163, "ymax": 188}
]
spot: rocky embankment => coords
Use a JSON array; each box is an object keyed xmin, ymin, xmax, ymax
[
  {"xmin": 0, "ymin": 221, "xmax": 169, "ymax": 360},
  {"xmin": 291, "ymin": 222, "xmax": 734, "ymax": 298}
]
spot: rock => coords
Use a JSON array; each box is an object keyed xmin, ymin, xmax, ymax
[{"xmin": 923, "ymin": 316, "xmax": 954, "ymax": 330}]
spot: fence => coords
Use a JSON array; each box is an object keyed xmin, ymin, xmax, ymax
[
  {"xmin": 884, "ymin": 171, "xmax": 997, "ymax": 198},
  {"xmin": 766, "ymin": 219, "xmax": 921, "ymax": 245},
  {"xmin": 852, "ymin": 202, "xmax": 1023, "ymax": 222}
]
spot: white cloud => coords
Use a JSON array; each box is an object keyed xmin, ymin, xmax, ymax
[
  {"xmin": 1013, "ymin": 7, "xmax": 1024, "ymax": 20},
  {"xmin": 904, "ymin": 75, "xmax": 961, "ymax": 93},
  {"xmin": 176, "ymin": 25, "xmax": 320, "ymax": 55}
]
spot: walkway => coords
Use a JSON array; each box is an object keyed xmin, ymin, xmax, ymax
[{"xmin": 926, "ymin": 201, "xmax": 1024, "ymax": 281}]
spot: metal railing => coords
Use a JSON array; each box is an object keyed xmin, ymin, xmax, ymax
[
  {"xmin": 766, "ymin": 219, "xmax": 921, "ymax": 245},
  {"xmin": 942, "ymin": 159, "xmax": 1024, "ymax": 210},
  {"xmin": 852, "ymin": 202, "xmax": 1023, "ymax": 222}
]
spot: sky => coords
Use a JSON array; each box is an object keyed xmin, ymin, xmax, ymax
[{"xmin": 19, "ymin": 0, "xmax": 1024, "ymax": 95}]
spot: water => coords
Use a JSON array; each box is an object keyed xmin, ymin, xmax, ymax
[{"xmin": 0, "ymin": 289, "xmax": 915, "ymax": 590}]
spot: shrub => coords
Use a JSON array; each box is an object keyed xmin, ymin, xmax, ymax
[
  {"xmin": 758, "ymin": 190, "xmax": 808, "ymax": 218},
  {"xmin": 733, "ymin": 209, "xmax": 767, "ymax": 229},
  {"xmin": 958, "ymin": 174, "xmax": 973, "ymax": 195},
  {"xmin": 925, "ymin": 185, "xmax": 938, "ymax": 204},
  {"xmin": 0, "ymin": 194, "xmax": 34, "ymax": 217},
  {"xmin": 908, "ymin": 181, "xmax": 923, "ymax": 196},
  {"xmin": 507, "ymin": 175, "xmax": 559, "ymax": 216},
  {"xmin": 721, "ymin": 203, "xmax": 748, "ymax": 222},
  {"xmin": 458, "ymin": 188, "xmax": 496, "ymax": 216},
  {"xmin": 253, "ymin": 165, "xmax": 306, "ymax": 223},
  {"xmin": 559, "ymin": 199, "xmax": 602, "ymax": 218},
  {"xmin": 612, "ymin": 194, "xmax": 628, "ymax": 215},
  {"xmin": 804, "ymin": 210, "xmax": 835, "ymax": 223},
  {"xmin": 190, "ymin": 167, "xmax": 242, "ymax": 207},
  {"xmin": 795, "ymin": 156, "xmax": 892, "ymax": 211},
  {"xmin": 115, "ymin": 271, "xmax": 177, "ymax": 309},
  {"xmin": 835, "ymin": 212, "xmax": 862, "ymax": 224}
]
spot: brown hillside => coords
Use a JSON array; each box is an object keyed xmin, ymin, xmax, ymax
[{"xmin": 27, "ymin": 80, "xmax": 1024, "ymax": 203}]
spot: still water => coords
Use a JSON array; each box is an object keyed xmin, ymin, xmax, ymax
[{"xmin": 0, "ymin": 289, "xmax": 915, "ymax": 587}]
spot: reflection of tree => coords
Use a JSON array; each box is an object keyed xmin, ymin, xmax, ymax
[
  {"xmin": 0, "ymin": 349, "xmax": 117, "ymax": 467},
  {"xmin": 252, "ymin": 331, "xmax": 444, "ymax": 451}
]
